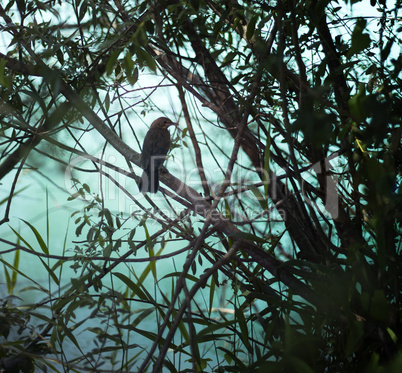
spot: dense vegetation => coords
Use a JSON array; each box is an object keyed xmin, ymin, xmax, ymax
[{"xmin": 0, "ymin": 0, "xmax": 401, "ymax": 371}]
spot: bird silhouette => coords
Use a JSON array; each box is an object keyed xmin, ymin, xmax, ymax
[{"xmin": 139, "ymin": 117, "xmax": 177, "ymax": 193}]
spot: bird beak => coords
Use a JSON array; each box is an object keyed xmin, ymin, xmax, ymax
[
  {"xmin": 170, "ymin": 122, "xmax": 181, "ymax": 132},
  {"xmin": 173, "ymin": 123, "xmax": 182, "ymax": 133}
]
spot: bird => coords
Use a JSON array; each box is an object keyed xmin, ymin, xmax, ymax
[{"xmin": 139, "ymin": 117, "xmax": 178, "ymax": 193}]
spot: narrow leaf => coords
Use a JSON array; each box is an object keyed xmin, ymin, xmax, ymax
[{"xmin": 21, "ymin": 219, "xmax": 49, "ymax": 254}]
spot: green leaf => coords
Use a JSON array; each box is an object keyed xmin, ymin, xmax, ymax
[
  {"xmin": 345, "ymin": 319, "xmax": 364, "ymax": 355},
  {"xmin": 103, "ymin": 208, "xmax": 114, "ymax": 228},
  {"xmin": 223, "ymin": 198, "xmax": 232, "ymax": 219},
  {"xmin": 0, "ymin": 186, "xmax": 28, "ymax": 206},
  {"xmin": 235, "ymin": 307, "xmax": 250, "ymax": 351},
  {"xmin": 11, "ymin": 249, "xmax": 20, "ymax": 292},
  {"xmin": 9, "ymin": 226, "xmax": 34, "ymax": 252},
  {"xmin": 246, "ymin": 14, "xmax": 258, "ymax": 41},
  {"xmin": 113, "ymin": 272, "xmax": 148, "ymax": 300},
  {"xmin": 104, "ymin": 92, "xmax": 110, "ymax": 112},
  {"xmin": 103, "ymin": 243, "xmax": 112, "ymax": 257},
  {"xmin": 190, "ymin": 0, "xmax": 200, "ymax": 11},
  {"xmin": 217, "ymin": 347, "xmax": 247, "ymax": 368},
  {"xmin": 348, "ymin": 83, "xmax": 370, "ymax": 122},
  {"xmin": 263, "ymin": 131, "xmax": 271, "ymax": 198},
  {"xmin": 132, "ymin": 308, "xmax": 154, "ymax": 328},
  {"xmin": 79, "ymin": 1, "xmax": 87, "ymax": 21},
  {"xmin": 3, "ymin": 264, "xmax": 11, "ymax": 294},
  {"xmin": 21, "ymin": 219, "xmax": 49, "ymax": 254},
  {"xmin": 136, "ymin": 47, "xmax": 156, "ymax": 72},
  {"xmin": 360, "ymin": 290, "xmax": 390, "ymax": 322},
  {"xmin": 40, "ymin": 258, "xmax": 60, "ymax": 286},
  {"xmin": 143, "ymin": 223, "xmax": 157, "ymax": 279},
  {"xmin": 106, "ymin": 49, "xmax": 121, "ymax": 76},
  {"xmin": 288, "ymin": 357, "xmax": 315, "ymax": 373},
  {"xmin": 249, "ymin": 184, "xmax": 268, "ymax": 211},
  {"xmin": 0, "ymin": 58, "xmax": 10, "ymax": 88},
  {"xmin": 83, "ymin": 183, "xmax": 90, "ymax": 193},
  {"xmin": 161, "ymin": 272, "xmax": 201, "ymax": 283},
  {"xmin": 16, "ymin": 0, "xmax": 26, "ymax": 13},
  {"xmin": 0, "ymin": 256, "xmax": 49, "ymax": 293},
  {"xmin": 59, "ymin": 318, "xmax": 84, "ymax": 353},
  {"xmin": 347, "ymin": 18, "xmax": 371, "ymax": 58},
  {"xmin": 172, "ymin": 308, "xmax": 190, "ymax": 344},
  {"xmin": 124, "ymin": 52, "xmax": 139, "ymax": 85},
  {"xmin": 222, "ymin": 51, "xmax": 237, "ymax": 67},
  {"xmin": 209, "ymin": 276, "xmax": 215, "ymax": 318},
  {"xmin": 387, "ymin": 327, "xmax": 397, "ymax": 344},
  {"xmin": 229, "ymin": 230, "xmax": 268, "ymax": 244}
]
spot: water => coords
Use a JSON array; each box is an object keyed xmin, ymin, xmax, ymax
[{"xmin": 0, "ymin": 155, "xmax": 233, "ymax": 371}]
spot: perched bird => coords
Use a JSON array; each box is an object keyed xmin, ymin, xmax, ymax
[{"xmin": 139, "ymin": 117, "xmax": 177, "ymax": 193}]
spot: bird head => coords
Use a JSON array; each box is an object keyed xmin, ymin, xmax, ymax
[{"xmin": 150, "ymin": 117, "xmax": 178, "ymax": 130}]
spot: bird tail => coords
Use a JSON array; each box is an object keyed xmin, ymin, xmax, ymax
[{"xmin": 139, "ymin": 169, "xmax": 159, "ymax": 193}]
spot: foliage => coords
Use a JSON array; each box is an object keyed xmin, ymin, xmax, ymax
[{"xmin": 0, "ymin": 0, "xmax": 401, "ymax": 372}]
